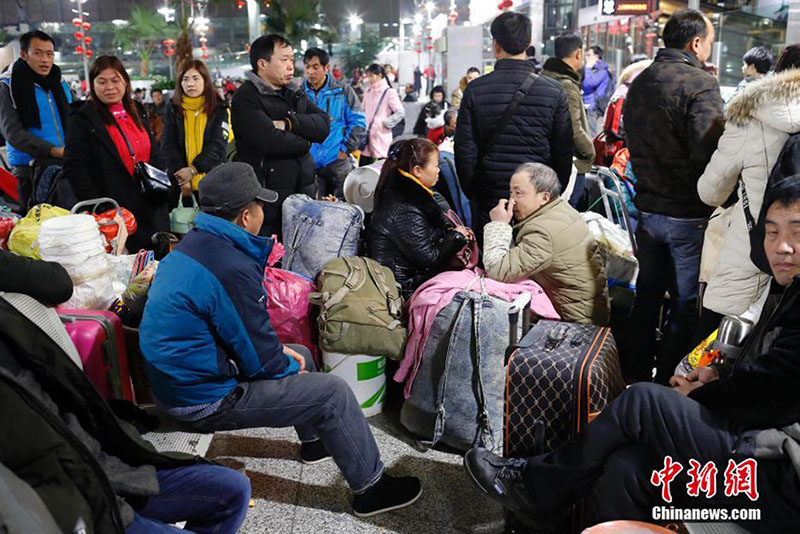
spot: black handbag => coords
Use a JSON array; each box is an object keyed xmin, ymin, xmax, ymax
[{"xmin": 113, "ymin": 122, "xmax": 172, "ymax": 203}]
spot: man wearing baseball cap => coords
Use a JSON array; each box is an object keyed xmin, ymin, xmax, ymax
[{"xmin": 140, "ymin": 162, "xmax": 421, "ymax": 518}]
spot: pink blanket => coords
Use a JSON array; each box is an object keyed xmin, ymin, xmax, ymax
[{"xmin": 395, "ymin": 269, "xmax": 560, "ymax": 398}]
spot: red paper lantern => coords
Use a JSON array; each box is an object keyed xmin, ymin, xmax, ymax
[
  {"xmin": 72, "ymin": 18, "xmax": 82, "ymax": 27},
  {"xmin": 82, "ymin": 22, "xmax": 91, "ymax": 31},
  {"xmin": 236, "ymin": 0, "xmax": 245, "ymax": 8},
  {"xmin": 86, "ymin": 50, "xmax": 93, "ymax": 58},
  {"xmin": 201, "ymin": 46, "xmax": 207, "ymax": 51},
  {"xmin": 75, "ymin": 45, "xmax": 84, "ymax": 54},
  {"xmin": 415, "ymin": 40, "xmax": 422, "ymax": 46},
  {"xmin": 74, "ymin": 32, "xmax": 83, "ymax": 40},
  {"xmin": 199, "ymin": 36, "xmax": 208, "ymax": 44},
  {"xmin": 425, "ymin": 45, "xmax": 433, "ymax": 50},
  {"xmin": 83, "ymin": 36, "xmax": 92, "ymax": 45}
]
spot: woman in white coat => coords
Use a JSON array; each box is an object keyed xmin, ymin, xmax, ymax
[{"xmin": 697, "ymin": 45, "xmax": 800, "ymax": 329}]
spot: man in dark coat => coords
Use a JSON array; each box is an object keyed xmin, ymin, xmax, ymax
[
  {"xmin": 231, "ymin": 34, "xmax": 330, "ymax": 237},
  {"xmin": 623, "ymin": 9, "xmax": 725, "ymax": 384},
  {"xmin": 455, "ymin": 11, "xmax": 572, "ymax": 244},
  {"xmin": 464, "ymin": 178, "xmax": 800, "ymax": 534}
]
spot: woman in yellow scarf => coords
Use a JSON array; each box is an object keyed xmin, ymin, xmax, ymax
[{"xmin": 163, "ymin": 59, "xmax": 229, "ymax": 198}]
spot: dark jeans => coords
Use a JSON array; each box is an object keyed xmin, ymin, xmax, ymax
[
  {"xmin": 315, "ymin": 157, "xmax": 354, "ymax": 200},
  {"xmin": 625, "ymin": 211, "xmax": 707, "ymax": 384},
  {"xmin": 12, "ymin": 165, "xmax": 32, "ymax": 212},
  {"xmin": 523, "ymin": 383, "xmax": 800, "ymax": 532},
  {"xmin": 127, "ymin": 464, "xmax": 250, "ymax": 533},
  {"xmin": 190, "ymin": 345, "xmax": 384, "ymax": 494},
  {"xmin": 568, "ymin": 173, "xmax": 586, "ymax": 210}
]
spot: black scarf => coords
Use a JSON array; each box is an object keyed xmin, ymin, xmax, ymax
[{"xmin": 10, "ymin": 58, "xmax": 70, "ymax": 130}]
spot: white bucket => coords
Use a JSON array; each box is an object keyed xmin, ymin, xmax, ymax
[{"xmin": 322, "ymin": 351, "xmax": 386, "ymax": 417}]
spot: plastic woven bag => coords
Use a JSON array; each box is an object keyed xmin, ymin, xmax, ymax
[
  {"xmin": 8, "ymin": 204, "xmax": 70, "ymax": 258},
  {"xmin": 263, "ymin": 266, "xmax": 318, "ymax": 366},
  {"xmin": 0, "ymin": 211, "xmax": 21, "ymax": 250}
]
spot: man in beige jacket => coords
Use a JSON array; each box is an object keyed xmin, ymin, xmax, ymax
[
  {"xmin": 542, "ymin": 32, "xmax": 596, "ymax": 208},
  {"xmin": 483, "ymin": 162, "xmax": 609, "ymax": 325}
]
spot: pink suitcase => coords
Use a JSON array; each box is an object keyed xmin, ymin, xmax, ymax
[{"xmin": 58, "ymin": 309, "xmax": 135, "ymax": 402}]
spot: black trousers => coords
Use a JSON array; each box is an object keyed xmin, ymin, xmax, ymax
[{"xmin": 523, "ymin": 383, "xmax": 800, "ymax": 532}]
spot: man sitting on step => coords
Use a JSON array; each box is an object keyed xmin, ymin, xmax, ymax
[
  {"xmin": 140, "ymin": 162, "xmax": 421, "ymax": 518},
  {"xmin": 464, "ymin": 178, "xmax": 800, "ymax": 532}
]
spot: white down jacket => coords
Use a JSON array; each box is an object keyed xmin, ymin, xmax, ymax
[{"xmin": 698, "ymin": 69, "xmax": 800, "ymax": 316}]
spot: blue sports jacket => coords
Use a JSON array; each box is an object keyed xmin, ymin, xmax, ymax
[
  {"xmin": 0, "ymin": 75, "xmax": 72, "ymax": 166},
  {"xmin": 140, "ymin": 212, "xmax": 298, "ymax": 408},
  {"xmin": 303, "ymin": 74, "xmax": 366, "ymax": 169}
]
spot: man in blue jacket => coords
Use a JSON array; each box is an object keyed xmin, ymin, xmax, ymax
[
  {"xmin": 0, "ymin": 30, "xmax": 72, "ymax": 210},
  {"xmin": 302, "ymin": 47, "xmax": 366, "ymax": 199},
  {"xmin": 581, "ymin": 45, "xmax": 613, "ymax": 137},
  {"xmin": 140, "ymin": 162, "xmax": 421, "ymax": 518}
]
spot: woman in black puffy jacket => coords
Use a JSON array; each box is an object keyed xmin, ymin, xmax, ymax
[{"xmin": 367, "ymin": 138, "xmax": 470, "ymax": 299}]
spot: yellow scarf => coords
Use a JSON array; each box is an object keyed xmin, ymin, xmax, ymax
[
  {"xmin": 182, "ymin": 96, "xmax": 207, "ymax": 190},
  {"xmin": 398, "ymin": 168, "xmax": 434, "ymax": 196}
]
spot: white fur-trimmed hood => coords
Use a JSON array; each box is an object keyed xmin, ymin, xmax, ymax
[{"xmin": 726, "ymin": 69, "xmax": 800, "ymax": 132}]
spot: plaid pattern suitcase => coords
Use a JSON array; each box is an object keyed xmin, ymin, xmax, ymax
[{"xmin": 504, "ymin": 320, "xmax": 626, "ymax": 533}]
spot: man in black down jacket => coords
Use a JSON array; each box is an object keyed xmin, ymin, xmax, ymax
[
  {"xmin": 623, "ymin": 10, "xmax": 725, "ymax": 385},
  {"xmin": 455, "ymin": 12, "xmax": 572, "ymax": 242},
  {"xmin": 232, "ymin": 34, "xmax": 330, "ymax": 237}
]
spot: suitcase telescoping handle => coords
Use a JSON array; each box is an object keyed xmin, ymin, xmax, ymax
[{"xmin": 506, "ymin": 292, "xmax": 533, "ymax": 365}]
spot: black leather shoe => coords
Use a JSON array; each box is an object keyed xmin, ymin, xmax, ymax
[{"xmin": 464, "ymin": 447, "xmax": 551, "ymax": 528}]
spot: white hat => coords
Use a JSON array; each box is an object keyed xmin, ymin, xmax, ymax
[{"xmin": 344, "ymin": 161, "xmax": 384, "ymax": 213}]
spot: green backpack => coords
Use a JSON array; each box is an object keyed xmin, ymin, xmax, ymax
[{"xmin": 310, "ymin": 256, "xmax": 407, "ymax": 360}]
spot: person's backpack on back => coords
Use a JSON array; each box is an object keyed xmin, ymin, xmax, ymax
[
  {"xmin": 603, "ymin": 95, "xmax": 625, "ymax": 141},
  {"xmin": 310, "ymin": 256, "xmax": 407, "ymax": 360}
]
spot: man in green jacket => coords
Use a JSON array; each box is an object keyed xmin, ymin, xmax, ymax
[
  {"xmin": 542, "ymin": 32, "xmax": 596, "ymax": 207},
  {"xmin": 482, "ymin": 162, "xmax": 609, "ymax": 326}
]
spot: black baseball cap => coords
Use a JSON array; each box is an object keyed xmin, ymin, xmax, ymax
[{"xmin": 199, "ymin": 162, "xmax": 279, "ymax": 214}]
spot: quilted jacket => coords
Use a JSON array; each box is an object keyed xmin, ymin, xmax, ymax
[
  {"xmin": 483, "ymin": 197, "xmax": 610, "ymax": 325},
  {"xmin": 367, "ymin": 174, "xmax": 464, "ymax": 299}
]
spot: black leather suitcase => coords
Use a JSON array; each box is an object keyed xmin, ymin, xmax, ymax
[{"xmin": 504, "ymin": 318, "xmax": 626, "ymax": 533}]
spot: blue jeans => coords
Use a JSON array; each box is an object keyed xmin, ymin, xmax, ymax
[
  {"xmin": 189, "ymin": 345, "xmax": 385, "ymax": 494},
  {"xmin": 625, "ymin": 211, "xmax": 707, "ymax": 384},
  {"xmin": 126, "ymin": 464, "xmax": 250, "ymax": 534}
]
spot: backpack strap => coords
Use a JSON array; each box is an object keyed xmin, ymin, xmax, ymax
[
  {"xmin": 363, "ymin": 258, "xmax": 403, "ymax": 320},
  {"xmin": 319, "ymin": 257, "xmax": 365, "ymax": 310}
]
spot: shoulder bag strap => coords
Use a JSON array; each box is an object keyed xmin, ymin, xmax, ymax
[
  {"xmin": 111, "ymin": 120, "xmax": 137, "ymax": 166},
  {"xmin": 741, "ymin": 123, "xmax": 771, "ymax": 234},
  {"xmin": 481, "ymin": 72, "xmax": 540, "ymax": 156}
]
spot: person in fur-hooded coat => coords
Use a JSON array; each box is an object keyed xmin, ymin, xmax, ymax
[{"xmin": 698, "ymin": 67, "xmax": 800, "ymax": 317}]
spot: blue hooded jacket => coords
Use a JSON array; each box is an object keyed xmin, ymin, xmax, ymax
[
  {"xmin": 140, "ymin": 212, "xmax": 298, "ymax": 408},
  {"xmin": 582, "ymin": 60, "xmax": 612, "ymax": 113},
  {"xmin": 303, "ymin": 74, "xmax": 366, "ymax": 169}
]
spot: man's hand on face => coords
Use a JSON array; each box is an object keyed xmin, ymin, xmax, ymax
[
  {"xmin": 273, "ymin": 120, "xmax": 286, "ymax": 131},
  {"xmin": 284, "ymin": 346, "xmax": 307, "ymax": 373},
  {"xmin": 49, "ymin": 146, "xmax": 64, "ymax": 159},
  {"xmin": 489, "ymin": 198, "xmax": 516, "ymax": 224}
]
